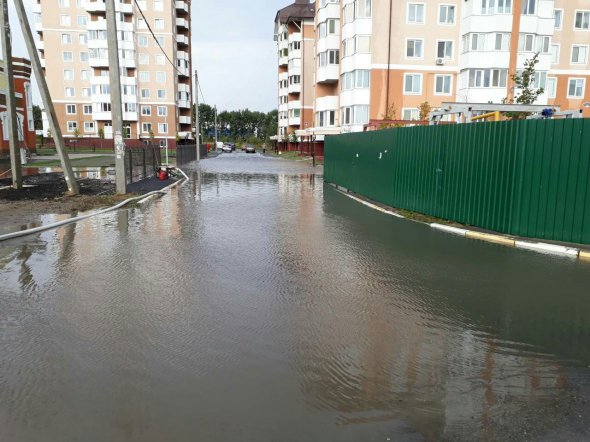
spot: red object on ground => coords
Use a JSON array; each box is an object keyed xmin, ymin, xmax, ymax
[{"xmin": 159, "ymin": 170, "xmax": 168, "ymax": 181}]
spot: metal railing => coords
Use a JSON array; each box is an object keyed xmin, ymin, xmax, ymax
[{"xmin": 125, "ymin": 144, "xmax": 161, "ymax": 184}]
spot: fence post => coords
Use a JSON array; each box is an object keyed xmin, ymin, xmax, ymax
[{"xmin": 142, "ymin": 149, "xmax": 146, "ymax": 180}]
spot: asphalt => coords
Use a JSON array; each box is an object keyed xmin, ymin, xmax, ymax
[{"xmin": 127, "ymin": 175, "xmax": 178, "ymax": 193}]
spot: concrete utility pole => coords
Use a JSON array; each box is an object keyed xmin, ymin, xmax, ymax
[
  {"xmin": 0, "ymin": 0, "xmax": 22, "ymax": 189},
  {"xmin": 105, "ymin": 0, "xmax": 127, "ymax": 194},
  {"xmin": 14, "ymin": 0, "xmax": 79, "ymax": 194},
  {"xmin": 214, "ymin": 105, "xmax": 218, "ymax": 147},
  {"xmin": 194, "ymin": 70, "xmax": 200, "ymax": 161}
]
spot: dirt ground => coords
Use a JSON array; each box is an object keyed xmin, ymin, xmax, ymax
[{"xmin": 0, "ymin": 173, "xmax": 135, "ymax": 228}]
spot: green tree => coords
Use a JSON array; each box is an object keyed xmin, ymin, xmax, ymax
[
  {"xmin": 419, "ymin": 101, "xmax": 432, "ymax": 121},
  {"xmin": 503, "ymin": 53, "xmax": 545, "ymax": 119},
  {"xmin": 32, "ymin": 105, "xmax": 43, "ymax": 130}
]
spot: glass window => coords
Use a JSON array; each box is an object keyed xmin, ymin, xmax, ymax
[
  {"xmin": 406, "ymin": 39, "xmax": 423, "ymax": 58},
  {"xmin": 575, "ymin": 12, "xmax": 590, "ymax": 30},
  {"xmin": 407, "ymin": 3, "xmax": 424, "ymax": 24},
  {"xmin": 63, "ymin": 69, "xmax": 74, "ymax": 81},
  {"xmin": 66, "ymin": 104, "xmax": 76, "ymax": 114},
  {"xmin": 158, "ymin": 123, "xmax": 168, "ymax": 134},
  {"xmin": 83, "ymin": 104, "xmax": 92, "ymax": 115},
  {"xmin": 545, "ymin": 78, "xmax": 556, "ymax": 98},
  {"xmin": 568, "ymin": 78, "xmax": 585, "ymax": 97},
  {"xmin": 156, "ymin": 72, "xmax": 166, "ymax": 83},
  {"xmin": 550, "ymin": 44, "xmax": 559, "ymax": 64},
  {"xmin": 437, "ymin": 41, "xmax": 453, "ymax": 59},
  {"xmin": 521, "ymin": 0, "xmax": 536, "ymax": 15},
  {"xmin": 157, "ymin": 89, "xmax": 166, "ymax": 99},
  {"xmin": 157, "ymin": 106, "xmax": 167, "ymax": 116},
  {"xmin": 67, "ymin": 121, "xmax": 77, "ymax": 132},
  {"xmin": 79, "ymin": 33, "xmax": 87, "ymax": 44},
  {"xmin": 572, "ymin": 46, "xmax": 588, "ymax": 64},
  {"xmin": 154, "ymin": 19, "xmax": 164, "ymax": 29},
  {"xmin": 60, "ymin": 15, "xmax": 71, "ymax": 26},
  {"xmin": 356, "ymin": 0, "xmax": 371, "ymax": 18},
  {"xmin": 142, "ymin": 123, "xmax": 152, "ymax": 133},
  {"xmin": 61, "ymin": 33, "xmax": 72, "ymax": 44},
  {"xmin": 141, "ymin": 106, "xmax": 152, "ymax": 116},
  {"xmin": 139, "ymin": 35, "xmax": 148, "ymax": 47},
  {"xmin": 554, "ymin": 9, "xmax": 563, "ymax": 29},
  {"xmin": 404, "ymin": 73, "xmax": 421, "ymax": 94},
  {"xmin": 62, "ymin": 51, "xmax": 73, "ymax": 62},
  {"xmin": 439, "ymin": 5, "xmax": 455, "ymax": 24},
  {"xmin": 402, "ymin": 109, "xmax": 419, "ymax": 120},
  {"xmin": 84, "ymin": 122, "xmax": 95, "ymax": 133},
  {"xmin": 435, "ymin": 75, "xmax": 452, "ymax": 94},
  {"xmin": 77, "ymin": 15, "xmax": 87, "ymax": 26}
]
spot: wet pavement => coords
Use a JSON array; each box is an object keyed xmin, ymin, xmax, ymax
[{"xmin": 2, "ymin": 152, "xmax": 590, "ymax": 441}]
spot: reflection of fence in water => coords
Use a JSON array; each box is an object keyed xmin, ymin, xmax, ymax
[{"xmin": 125, "ymin": 145, "xmax": 161, "ymax": 184}]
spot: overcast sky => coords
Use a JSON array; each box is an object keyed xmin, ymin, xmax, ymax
[{"xmin": 6, "ymin": 0, "xmax": 291, "ymax": 113}]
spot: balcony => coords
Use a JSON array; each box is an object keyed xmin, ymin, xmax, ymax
[
  {"xmin": 123, "ymin": 112, "xmax": 138, "ymax": 121},
  {"xmin": 176, "ymin": 34, "xmax": 189, "ymax": 46},
  {"xmin": 36, "ymin": 41, "xmax": 44, "ymax": 50},
  {"xmin": 175, "ymin": 1, "xmax": 188, "ymax": 14},
  {"xmin": 316, "ymin": 65, "xmax": 339, "ymax": 84},
  {"xmin": 89, "ymin": 57, "xmax": 109, "ymax": 67},
  {"xmin": 279, "ymin": 56, "xmax": 288, "ymax": 66},
  {"xmin": 86, "ymin": 1, "xmax": 106, "ymax": 12},
  {"xmin": 177, "ymin": 66, "xmax": 189, "ymax": 77},
  {"xmin": 177, "ymin": 50, "xmax": 189, "ymax": 61},
  {"xmin": 178, "ymin": 99, "xmax": 191, "ymax": 109},
  {"xmin": 288, "ymin": 117, "xmax": 301, "ymax": 126},
  {"xmin": 32, "ymin": 3, "xmax": 41, "ymax": 13},
  {"xmin": 179, "ymin": 116, "xmax": 191, "ymax": 125},
  {"xmin": 176, "ymin": 18, "xmax": 189, "ymax": 29},
  {"xmin": 92, "ymin": 111, "xmax": 112, "ymax": 121},
  {"xmin": 40, "ymin": 58, "xmax": 46, "ymax": 68},
  {"xmin": 120, "ymin": 58, "xmax": 136, "ymax": 68},
  {"xmin": 288, "ymin": 83, "xmax": 301, "ymax": 94},
  {"xmin": 88, "ymin": 38, "xmax": 108, "ymax": 50},
  {"xmin": 34, "ymin": 22, "xmax": 43, "ymax": 33},
  {"xmin": 88, "ymin": 19, "xmax": 107, "ymax": 31},
  {"xmin": 178, "ymin": 83, "xmax": 190, "ymax": 93}
]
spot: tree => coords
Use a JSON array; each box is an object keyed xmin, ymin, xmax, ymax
[
  {"xmin": 503, "ymin": 53, "xmax": 545, "ymax": 119},
  {"xmin": 419, "ymin": 101, "xmax": 432, "ymax": 121},
  {"xmin": 98, "ymin": 127, "xmax": 105, "ymax": 139},
  {"xmin": 32, "ymin": 105, "xmax": 42, "ymax": 130}
]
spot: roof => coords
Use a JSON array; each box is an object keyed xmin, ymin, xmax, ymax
[{"xmin": 275, "ymin": 0, "xmax": 315, "ymax": 25}]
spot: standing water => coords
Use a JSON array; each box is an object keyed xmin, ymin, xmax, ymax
[{"xmin": 1, "ymin": 153, "xmax": 590, "ymax": 441}]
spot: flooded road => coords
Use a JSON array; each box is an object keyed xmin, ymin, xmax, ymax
[{"xmin": 2, "ymin": 152, "xmax": 590, "ymax": 441}]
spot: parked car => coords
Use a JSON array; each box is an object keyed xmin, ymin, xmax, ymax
[
  {"xmin": 245, "ymin": 145, "xmax": 256, "ymax": 154},
  {"xmin": 221, "ymin": 144, "xmax": 233, "ymax": 153}
]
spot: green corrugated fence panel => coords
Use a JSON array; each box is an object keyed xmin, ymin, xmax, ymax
[{"xmin": 324, "ymin": 118, "xmax": 590, "ymax": 245}]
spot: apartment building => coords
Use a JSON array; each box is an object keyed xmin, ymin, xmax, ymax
[
  {"xmin": 33, "ymin": 0, "xmax": 192, "ymax": 148},
  {"xmin": 274, "ymin": 0, "xmax": 590, "ymax": 146},
  {"xmin": 0, "ymin": 58, "xmax": 36, "ymax": 159}
]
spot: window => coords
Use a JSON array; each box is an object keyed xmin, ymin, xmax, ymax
[
  {"xmin": 437, "ymin": 41, "xmax": 453, "ymax": 59},
  {"xmin": 82, "ymin": 87, "xmax": 91, "ymax": 97},
  {"xmin": 139, "ymin": 53, "xmax": 149, "ymax": 64},
  {"xmin": 571, "ymin": 45, "xmax": 588, "ymax": 64},
  {"xmin": 402, "ymin": 108, "xmax": 419, "ymax": 120},
  {"xmin": 495, "ymin": 33, "xmax": 510, "ymax": 51},
  {"xmin": 63, "ymin": 69, "xmax": 74, "ymax": 81},
  {"xmin": 355, "ymin": 0, "xmax": 371, "ymax": 18},
  {"xmin": 157, "ymin": 106, "xmax": 167, "ymax": 116},
  {"xmin": 77, "ymin": 15, "xmax": 87, "ymax": 26},
  {"xmin": 406, "ymin": 39, "xmax": 423, "ymax": 58},
  {"xmin": 84, "ymin": 122, "xmax": 95, "ymax": 133},
  {"xmin": 80, "ymin": 70, "xmax": 89, "ymax": 81},
  {"xmin": 404, "ymin": 73, "xmax": 422, "ymax": 94},
  {"xmin": 158, "ymin": 123, "xmax": 168, "ymax": 134},
  {"xmin": 142, "ymin": 122, "xmax": 152, "ymax": 133},
  {"xmin": 343, "ymin": 3, "xmax": 354, "ymax": 24},
  {"xmin": 141, "ymin": 105, "xmax": 152, "ymax": 116},
  {"xmin": 156, "ymin": 72, "xmax": 166, "ymax": 83},
  {"xmin": 468, "ymin": 68, "xmax": 508, "ymax": 87},
  {"xmin": 341, "ymin": 70, "xmax": 370, "ymax": 90},
  {"xmin": 483, "ymin": 0, "xmax": 513, "ymax": 14},
  {"xmin": 154, "ymin": 0, "xmax": 163, "ymax": 11},
  {"xmin": 80, "ymin": 52, "xmax": 89, "ymax": 62},
  {"xmin": 61, "ymin": 33, "xmax": 72, "ymax": 44},
  {"xmin": 521, "ymin": 0, "xmax": 536, "ymax": 15},
  {"xmin": 67, "ymin": 121, "xmax": 77, "ymax": 132},
  {"xmin": 435, "ymin": 75, "xmax": 452, "ymax": 95},
  {"xmin": 154, "ymin": 19, "xmax": 164, "ymax": 29},
  {"xmin": 471, "ymin": 33, "xmax": 485, "ymax": 51},
  {"xmin": 575, "ymin": 11, "xmax": 590, "ymax": 30},
  {"xmin": 79, "ymin": 33, "xmax": 87, "ymax": 44},
  {"xmin": 62, "ymin": 52, "xmax": 73, "ymax": 63},
  {"xmin": 60, "ymin": 15, "xmax": 71, "ymax": 26},
  {"xmin": 518, "ymin": 34, "xmax": 534, "ymax": 52},
  {"xmin": 554, "ymin": 9, "xmax": 563, "ymax": 29},
  {"xmin": 356, "ymin": 35, "xmax": 371, "ymax": 53},
  {"xmin": 141, "ymin": 89, "xmax": 150, "ymax": 98},
  {"xmin": 407, "ymin": 3, "xmax": 424, "ymax": 24},
  {"xmin": 546, "ymin": 77, "xmax": 557, "ymax": 98},
  {"xmin": 76, "ymin": 0, "xmax": 86, "ymax": 7},
  {"xmin": 66, "ymin": 104, "xmax": 76, "ymax": 115},
  {"xmin": 83, "ymin": 104, "xmax": 92, "ymax": 115},
  {"xmin": 59, "ymin": 0, "xmax": 70, "ymax": 7},
  {"xmin": 137, "ymin": 18, "xmax": 147, "ymax": 29},
  {"xmin": 568, "ymin": 78, "xmax": 585, "ymax": 97},
  {"xmin": 156, "ymin": 55, "xmax": 165, "ymax": 65},
  {"xmin": 140, "ymin": 71, "xmax": 150, "ymax": 82},
  {"xmin": 156, "ymin": 36, "xmax": 165, "ymax": 47},
  {"xmin": 353, "ymin": 105, "xmax": 369, "ymax": 125},
  {"xmin": 157, "ymin": 89, "xmax": 167, "ymax": 99},
  {"xmin": 532, "ymin": 72, "xmax": 547, "ymax": 89},
  {"xmin": 550, "ymin": 44, "xmax": 560, "ymax": 64},
  {"xmin": 439, "ymin": 5, "xmax": 455, "ymax": 24},
  {"xmin": 139, "ymin": 35, "xmax": 148, "ymax": 47}
]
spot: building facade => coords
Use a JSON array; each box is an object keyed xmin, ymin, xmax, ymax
[
  {"xmin": 0, "ymin": 58, "xmax": 37, "ymax": 159},
  {"xmin": 274, "ymin": 0, "xmax": 590, "ymax": 146},
  {"xmin": 33, "ymin": 0, "xmax": 193, "ymax": 148}
]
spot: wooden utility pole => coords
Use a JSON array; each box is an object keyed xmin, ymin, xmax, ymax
[
  {"xmin": 0, "ymin": 0, "xmax": 22, "ymax": 189},
  {"xmin": 14, "ymin": 0, "xmax": 79, "ymax": 194},
  {"xmin": 194, "ymin": 70, "xmax": 200, "ymax": 161},
  {"xmin": 105, "ymin": 0, "xmax": 127, "ymax": 194}
]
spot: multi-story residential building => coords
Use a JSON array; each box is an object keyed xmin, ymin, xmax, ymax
[
  {"xmin": 274, "ymin": 0, "xmax": 316, "ymax": 141},
  {"xmin": 33, "ymin": 0, "xmax": 192, "ymax": 148},
  {"xmin": 0, "ymin": 58, "xmax": 37, "ymax": 159},
  {"xmin": 274, "ymin": 0, "xmax": 590, "ymax": 150}
]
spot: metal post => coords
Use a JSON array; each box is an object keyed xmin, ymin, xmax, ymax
[
  {"xmin": 14, "ymin": 0, "xmax": 78, "ymax": 194},
  {"xmin": 194, "ymin": 70, "xmax": 200, "ymax": 161},
  {"xmin": 105, "ymin": 0, "xmax": 127, "ymax": 194},
  {"xmin": 0, "ymin": 0, "xmax": 22, "ymax": 189},
  {"xmin": 165, "ymin": 115, "xmax": 169, "ymax": 165},
  {"xmin": 214, "ymin": 106, "xmax": 218, "ymax": 148}
]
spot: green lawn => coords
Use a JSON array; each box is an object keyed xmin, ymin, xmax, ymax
[{"xmin": 28, "ymin": 156, "xmax": 116, "ymax": 168}]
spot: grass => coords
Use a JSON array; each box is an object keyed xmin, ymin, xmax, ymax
[{"xmin": 28, "ymin": 156, "xmax": 116, "ymax": 168}]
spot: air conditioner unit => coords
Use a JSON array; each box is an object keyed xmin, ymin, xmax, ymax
[{"xmin": 435, "ymin": 58, "xmax": 444, "ymax": 66}]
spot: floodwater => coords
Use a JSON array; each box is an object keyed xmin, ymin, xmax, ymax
[{"xmin": 2, "ymin": 152, "xmax": 590, "ymax": 441}]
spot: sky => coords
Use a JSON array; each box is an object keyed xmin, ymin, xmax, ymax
[{"xmin": 4, "ymin": 0, "xmax": 290, "ymax": 113}]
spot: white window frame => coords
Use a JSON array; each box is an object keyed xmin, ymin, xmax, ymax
[
  {"xmin": 140, "ymin": 89, "xmax": 150, "ymax": 99},
  {"xmin": 141, "ymin": 122, "xmax": 152, "ymax": 133},
  {"xmin": 154, "ymin": 19, "xmax": 164, "ymax": 29},
  {"xmin": 545, "ymin": 77, "xmax": 557, "ymax": 99},
  {"xmin": 83, "ymin": 104, "xmax": 92, "ymax": 115},
  {"xmin": 77, "ymin": 15, "xmax": 87, "ymax": 26},
  {"xmin": 138, "ymin": 35, "xmax": 148, "ymax": 47},
  {"xmin": 67, "ymin": 121, "xmax": 77, "ymax": 133},
  {"xmin": 550, "ymin": 43, "xmax": 560, "ymax": 64},
  {"xmin": 63, "ymin": 69, "xmax": 74, "ymax": 81},
  {"xmin": 574, "ymin": 10, "xmax": 590, "ymax": 31},
  {"xmin": 65, "ymin": 104, "xmax": 76, "ymax": 115},
  {"xmin": 403, "ymin": 73, "xmax": 422, "ymax": 95},
  {"xmin": 567, "ymin": 78, "xmax": 585, "ymax": 98},
  {"xmin": 141, "ymin": 105, "xmax": 152, "ymax": 116},
  {"xmin": 62, "ymin": 51, "xmax": 73, "ymax": 62},
  {"xmin": 157, "ymin": 89, "xmax": 166, "ymax": 99},
  {"xmin": 158, "ymin": 123, "xmax": 168, "ymax": 134},
  {"xmin": 139, "ymin": 71, "xmax": 150, "ymax": 82},
  {"xmin": 436, "ymin": 40, "xmax": 454, "ymax": 59},
  {"xmin": 401, "ymin": 108, "xmax": 419, "ymax": 121},
  {"xmin": 407, "ymin": 3, "xmax": 425, "ymax": 25},
  {"xmin": 65, "ymin": 87, "xmax": 75, "ymax": 97},
  {"xmin": 157, "ymin": 106, "xmax": 167, "ymax": 117},
  {"xmin": 61, "ymin": 33, "xmax": 72, "ymax": 44},
  {"xmin": 434, "ymin": 74, "xmax": 453, "ymax": 95},
  {"xmin": 60, "ymin": 15, "xmax": 71, "ymax": 26},
  {"xmin": 521, "ymin": 0, "xmax": 536, "ymax": 15},
  {"xmin": 405, "ymin": 38, "xmax": 424, "ymax": 59},
  {"xmin": 571, "ymin": 45, "xmax": 589, "ymax": 64},
  {"xmin": 438, "ymin": 4, "xmax": 455, "ymax": 25},
  {"xmin": 84, "ymin": 122, "xmax": 95, "ymax": 133},
  {"xmin": 554, "ymin": 9, "xmax": 563, "ymax": 30}
]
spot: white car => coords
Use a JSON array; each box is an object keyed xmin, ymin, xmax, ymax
[{"xmin": 221, "ymin": 144, "xmax": 233, "ymax": 153}]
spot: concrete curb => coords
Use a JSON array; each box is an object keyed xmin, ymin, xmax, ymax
[{"xmin": 333, "ymin": 185, "xmax": 589, "ymax": 262}]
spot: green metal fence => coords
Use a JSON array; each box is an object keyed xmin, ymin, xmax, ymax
[{"xmin": 325, "ymin": 118, "xmax": 590, "ymax": 244}]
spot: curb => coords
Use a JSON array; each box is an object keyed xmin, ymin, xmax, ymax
[
  {"xmin": 332, "ymin": 184, "xmax": 589, "ymax": 262},
  {"xmin": 0, "ymin": 168, "xmax": 189, "ymax": 242}
]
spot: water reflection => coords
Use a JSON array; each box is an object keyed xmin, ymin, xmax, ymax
[{"xmin": 1, "ymin": 154, "xmax": 590, "ymax": 441}]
